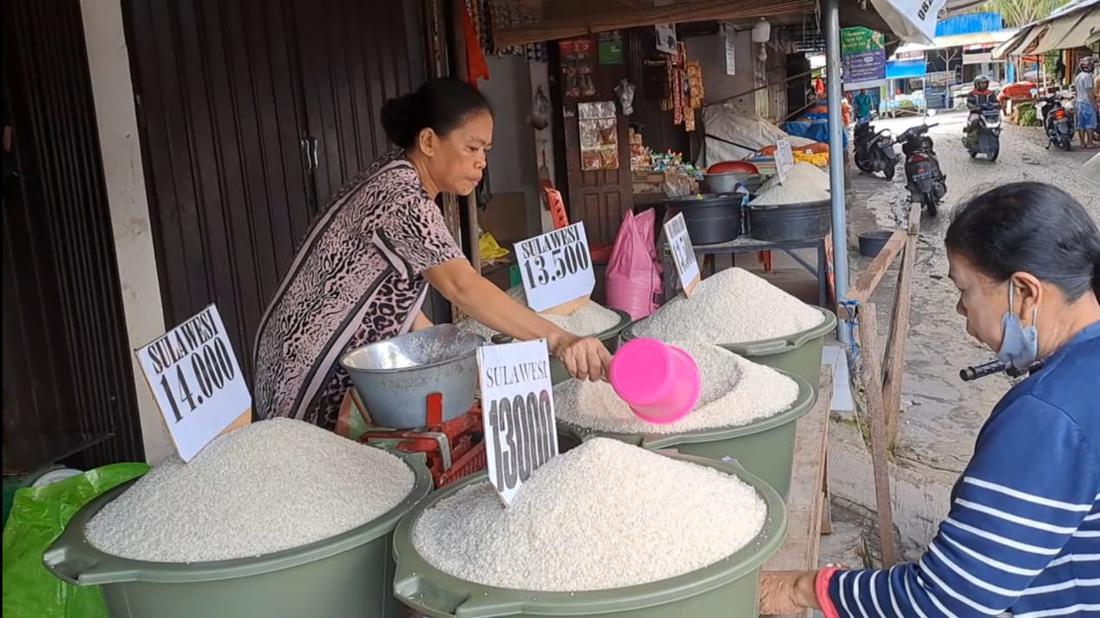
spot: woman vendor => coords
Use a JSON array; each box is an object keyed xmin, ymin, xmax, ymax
[
  {"xmin": 760, "ymin": 182, "xmax": 1100, "ymax": 617},
  {"xmin": 252, "ymin": 78, "xmax": 611, "ymax": 429}
]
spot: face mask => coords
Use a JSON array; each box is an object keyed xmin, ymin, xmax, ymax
[{"xmin": 996, "ymin": 284, "xmax": 1039, "ymax": 371}]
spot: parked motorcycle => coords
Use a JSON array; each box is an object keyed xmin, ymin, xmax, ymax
[
  {"xmin": 965, "ymin": 103, "xmax": 1002, "ymax": 161},
  {"xmin": 853, "ymin": 116, "xmax": 899, "ymax": 180},
  {"xmin": 898, "ymin": 123, "xmax": 946, "ymax": 217},
  {"xmin": 1039, "ymin": 94, "xmax": 1074, "ymax": 151}
]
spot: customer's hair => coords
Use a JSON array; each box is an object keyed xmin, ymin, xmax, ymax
[
  {"xmin": 945, "ymin": 182, "xmax": 1100, "ymax": 302},
  {"xmin": 380, "ymin": 78, "xmax": 492, "ymax": 150}
]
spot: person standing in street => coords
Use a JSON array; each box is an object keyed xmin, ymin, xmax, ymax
[
  {"xmin": 1074, "ymin": 57, "xmax": 1096, "ymax": 148},
  {"xmin": 853, "ymin": 89, "xmax": 874, "ymax": 123}
]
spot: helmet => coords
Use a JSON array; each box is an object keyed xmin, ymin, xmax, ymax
[{"xmin": 973, "ymin": 75, "xmax": 990, "ymax": 90}]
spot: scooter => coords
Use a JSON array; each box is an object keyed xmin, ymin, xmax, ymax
[
  {"xmin": 898, "ymin": 123, "xmax": 946, "ymax": 217},
  {"xmin": 853, "ymin": 116, "xmax": 899, "ymax": 180},
  {"xmin": 1039, "ymin": 94, "xmax": 1074, "ymax": 151},
  {"xmin": 965, "ymin": 103, "xmax": 1002, "ymax": 161}
]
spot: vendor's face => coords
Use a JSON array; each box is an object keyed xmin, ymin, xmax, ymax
[
  {"xmin": 948, "ymin": 251, "xmax": 1010, "ymax": 351},
  {"xmin": 421, "ymin": 110, "xmax": 493, "ymax": 196}
]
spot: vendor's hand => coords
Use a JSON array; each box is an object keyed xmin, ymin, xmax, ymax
[
  {"xmin": 759, "ymin": 571, "xmax": 819, "ymax": 615},
  {"xmin": 550, "ymin": 334, "xmax": 611, "ymax": 382}
]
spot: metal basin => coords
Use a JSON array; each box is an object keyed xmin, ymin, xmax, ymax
[{"xmin": 340, "ymin": 325, "xmax": 484, "ymax": 429}]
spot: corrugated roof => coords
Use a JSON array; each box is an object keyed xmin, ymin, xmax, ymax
[
  {"xmin": 895, "ymin": 29, "xmax": 1019, "ymax": 54},
  {"xmin": 935, "ymin": 12, "xmax": 1004, "ymax": 36}
]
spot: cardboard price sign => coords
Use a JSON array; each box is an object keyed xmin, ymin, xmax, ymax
[
  {"xmin": 516, "ymin": 222, "xmax": 595, "ymax": 314},
  {"xmin": 136, "ymin": 305, "xmax": 251, "ymax": 462},
  {"xmin": 477, "ymin": 340, "xmax": 559, "ymax": 505},
  {"xmin": 664, "ymin": 213, "xmax": 701, "ymax": 296},
  {"xmin": 776, "ymin": 138, "xmax": 795, "ymax": 184}
]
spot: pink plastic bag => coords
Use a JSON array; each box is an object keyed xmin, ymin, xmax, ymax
[{"xmin": 606, "ymin": 209, "xmax": 662, "ymax": 320}]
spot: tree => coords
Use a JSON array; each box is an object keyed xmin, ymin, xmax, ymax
[{"xmin": 986, "ymin": 0, "xmax": 1073, "ymax": 27}]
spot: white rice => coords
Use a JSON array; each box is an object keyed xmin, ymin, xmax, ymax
[
  {"xmin": 631, "ymin": 267, "xmax": 825, "ymax": 343},
  {"xmin": 86, "ymin": 419, "xmax": 415, "ymax": 563},
  {"xmin": 752, "ymin": 162, "xmax": 831, "ymax": 205},
  {"xmin": 458, "ymin": 286, "xmax": 621, "ymax": 339},
  {"xmin": 555, "ymin": 343, "xmax": 799, "ymax": 434},
  {"xmin": 412, "ymin": 438, "xmax": 766, "ymax": 591}
]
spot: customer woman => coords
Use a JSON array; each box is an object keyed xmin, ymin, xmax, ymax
[
  {"xmin": 253, "ymin": 78, "xmax": 610, "ymax": 429},
  {"xmin": 761, "ymin": 182, "xmax": 1100, "ymax": 617}
]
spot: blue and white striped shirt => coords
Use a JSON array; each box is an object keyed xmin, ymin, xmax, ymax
[{"xmin": 829, "ymin": 320, "xmax": 1100, "ymax": 617}]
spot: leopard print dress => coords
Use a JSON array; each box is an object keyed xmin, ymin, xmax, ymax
[{"xmin": 252, "ymin": 151, "xmax": 463, "ymax": 429}]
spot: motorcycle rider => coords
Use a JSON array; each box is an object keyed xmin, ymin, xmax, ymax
[
  {"xmin": 1075, "ymin": 57, "xmax": 1097, "ymax": 148},
  {"xmin": 965, "ymin": 75, "xmax": 997, "ymax": 149}
]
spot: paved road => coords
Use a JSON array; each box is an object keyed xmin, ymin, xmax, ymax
[{"xmin": 822, "ymin": 111, "xmax": 1099, "ymax": 566}]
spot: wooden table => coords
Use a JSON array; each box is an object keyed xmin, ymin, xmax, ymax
[{"xmin": 762, "ymin": 365, "xmax": 834, "ymax": 617}]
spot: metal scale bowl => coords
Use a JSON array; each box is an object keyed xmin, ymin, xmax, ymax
[{"xmin": 340, "ymin": 325, "xmax": 484, "ymax": 429}]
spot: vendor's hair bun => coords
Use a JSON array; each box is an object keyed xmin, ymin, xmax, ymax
[{"xmin": 381, "ymin": 78, "xmax": 492, "ymax": 150}]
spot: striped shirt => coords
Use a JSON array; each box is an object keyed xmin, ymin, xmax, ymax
[{"xmin": 829, "ymin": 320, "xmax": 1100, "ymax": 617}]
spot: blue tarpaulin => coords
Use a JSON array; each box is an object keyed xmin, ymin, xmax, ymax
[
  {"xmin": 886, "ymin": 59, "xmax": 928, "ymax": 80},
  {"xmin": 783, "ymin": 116, "xmax": 848, "ymax": 147},
  {"xmin": 935, "ymin": 12, "xmax": 1004, "ymax": 37}
]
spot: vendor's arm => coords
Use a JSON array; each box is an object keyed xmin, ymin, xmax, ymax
[
  {"xmin": 425, "ymin": 259, "xmax": 610, "ymax": 380},
  {"xmin": 762, "ymin": 394, "xmax": 1099, "ymax": 617},
  {"xmin": 412, "ymin": 312, "xmax": 433, "ymax": 332},
  {"xmin": 377, "ymin": 191, "xmax": 609, "ymax": 381}
]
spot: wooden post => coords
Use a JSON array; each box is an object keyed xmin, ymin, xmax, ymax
[
  {"xmin": 881, "ymin": 205, "xmax": 920, "ymax": 447},
  {"xmin": 857, "ymin": 303, "xmax": 899, "ymax": 567}
]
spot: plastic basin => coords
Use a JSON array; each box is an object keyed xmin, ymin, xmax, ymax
[
  {"xmin": 858, "ymin": 230, "xmax": 894, "ymax": 257},
  {"xmin": 43, "ymin": 450, "xmax": 434, "ymax": 618},
  {"xmin": 623, "ymin": 307, "xmax": 837, "ymax": 387},
  {"xmin": 392, "ymin": 454, "xmax": 787, "ymax": 618},
  {"xmin": 558, "ymin": 369, "xmax": 816, "ymax": 499}
]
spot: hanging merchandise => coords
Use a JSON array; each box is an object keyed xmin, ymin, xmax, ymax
[
  {"xmin": 559, "ymin": 38, "xmax": 597, "ymax": 99},
  {"xmin": 462, "ymin": 6, "xmax": 490, "ymax": 84},
  {"xmin": 528, "ymin": 85, "xmax": 551, "ymax": 130},
  {"xmin": 598, "ymin": 31, "xmax": 624, "ymax": 65},
  {"xmin": 578, "ymin": 101, "xmax": 619, "ymax": 171},
  {"xmin": 655, "ymin": 23, "xmax": 677, "ymax": 54},
  {"xmin": 615, "ymin": 79, "xmax": 636, "ymax": 116},
  {"xmin": 685, "ymin": 59, "xmax": 704, "ymax": 132}
]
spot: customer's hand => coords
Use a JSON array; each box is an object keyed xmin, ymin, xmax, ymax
[
  {"xmin": 759, "ymin": 571, "xmax": 819, "ymax": 615},
  {"xmin": 550, "ymin": 334, "xmax": 611, "ymax": 382}
]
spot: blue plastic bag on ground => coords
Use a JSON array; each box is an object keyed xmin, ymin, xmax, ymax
[{"xmin": 2, "ymin": 463, "xmax": 149, "ymax": 618}]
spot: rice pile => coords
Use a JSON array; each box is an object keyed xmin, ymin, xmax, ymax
[
  {"xmin": 86, "ymin": 419, "xmax": 415, "ymax": 563},
  {"xmin": 555, "ymin": 343, "xmax": 798, "ymax": 433},
  {"xmin": 458, "ymin": 286, "xmax": 621, "ymax": 339},
  {"xmin": 413, "ymin": 438, "xmax": 766, "ymax": 591},
  {"xmin": 752, "ymin": 162, "xmax": 830, "ymax": 205},
  {"xmin": 631, "ymin": 267, "xmax": 825, "ymax": 343}
]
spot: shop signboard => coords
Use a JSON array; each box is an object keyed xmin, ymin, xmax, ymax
[
  {"xmin": 775, "ymin": 138, "xmax": 795, "ymax": 184},
  {"xmin": 135, "ymin": 305, "xmax": 251, "ymax": 462},
  {"xmin": 868, "ymin": 0, "xmax": 947, "ymax": 45},
  {"xmin": 516, "ymin": 221, "xmax": 595, "ymax": 314},
  {"xmin": 664, "ymin": 213, "xmax": 700, "ymax": 296},
  {"xmin": 842, "ymin": 27, "xmax": 887, "ymax": 91},
  {"xmin": 478, "ymin": 340, "xmax": 559, "ymax": 505}
]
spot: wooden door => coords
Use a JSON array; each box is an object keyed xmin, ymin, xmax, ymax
[
  {"xmin": 3, "ymin": 0, "xmax": 145, "ymax": 468},
  {"xmin": 562, "ymin": 112, "xmax": 633, "ymax": 247},
  {"xmin": 124, "ymin": 0, "xmax": 318, "ymax": 379}
]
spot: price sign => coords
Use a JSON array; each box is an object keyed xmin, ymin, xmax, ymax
[
  {"xmin": 776, "ymin": 138, "xmax": 795, "ymax": 184},
  {"xmin": 136, "ymin": 305, "xmax": 251, "ymax": 462},
  {"xmin": 477, "ymin": 340, "xmax": 559, "ymax": 505},
  {"xmin": 515, "ymin": 222, "xmax": 595, "ymax": 313},
  {"xmin": 664, "ymin": 212, "xmax": 701, "ymax": 296}
]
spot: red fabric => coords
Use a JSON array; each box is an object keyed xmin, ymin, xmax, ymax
[
  {"xmin": 816, "ymin": 567, "xmax": 842, "ymax": 618},
  {"xmin": 463, "ymin": 8, "xmax": 489, "ymax": 84}
]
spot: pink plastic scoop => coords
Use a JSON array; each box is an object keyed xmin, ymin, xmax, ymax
[{"xmin": 609, "ymin": 338, "xmax": 701, "ymax": 425}]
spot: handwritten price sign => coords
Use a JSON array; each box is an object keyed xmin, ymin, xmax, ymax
[
  {"xmin": 664, "ymin": 212, "xmax": 701, "ymax": 296},
  {"xmin": 477, "ymin": 340, "xmax": 559, "ymax": 505},
  {"xmin": 516, "ymin": 222, "xmax": 595, "ymax": 313},
  {"xmin": 136, "ymin": 305, "xmax": 251, "ymax": 461}
]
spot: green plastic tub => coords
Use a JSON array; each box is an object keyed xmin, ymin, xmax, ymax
[
  {"xmin": 392, "ymin": 454, "xmax": 787, "ymax": 618},
  {"xmin": 623, "ymin": 307, "xmax": 837, "ymax": 386},
  {"xmin": 558, "ymin": 369, "xmax": 816, "ymax": 499},
  {"xmin": 42, "ymin": 451, "xmax": 434, "ymax": 618},
  {"xmin": 494, "ymin": 308, "xmax": 631, "ymax": 385}
]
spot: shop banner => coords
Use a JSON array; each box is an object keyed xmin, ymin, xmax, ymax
[
  {"xmin": 842, "ymin": 27, "xmax": 887, "ymax": 91},
  {"xmin": 516, "ymin": 221, "xmax": 595, "ymax": 313},
  {"xmin": 135, "ymin": 305, "xmax": 251, "ymax": 462},
  {"xmin": 869, "ymin": 0, "xmax": 947, "ymax": 45},
  {"xmin": 664, "ymin": 213, "xmax": 700, "ymax": 297},
  {"xmin": 478, "ymin": 340, "xmax": 559, "ymax": 505}
]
